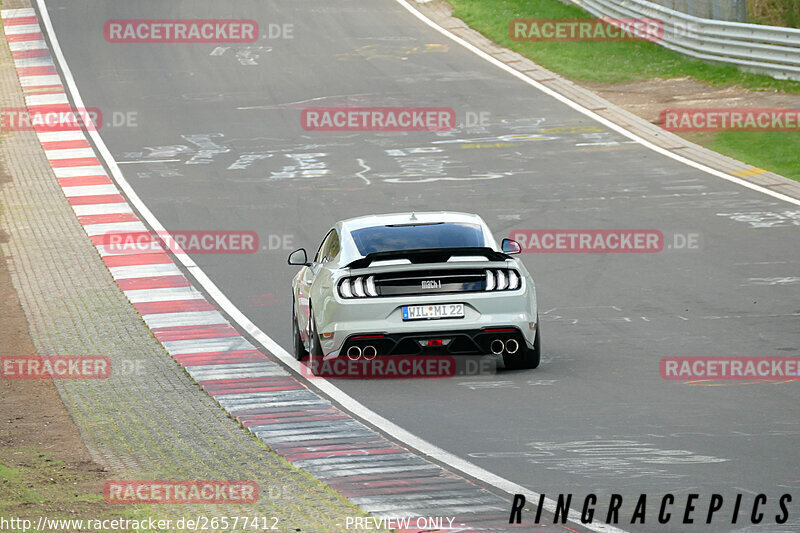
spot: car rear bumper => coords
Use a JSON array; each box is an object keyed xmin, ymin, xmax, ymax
[
  {"xmin": 317, "ymin": 290, "xmax": 537, "ymax": 358},
  {"xmin": 336, "ymin": 326, "xmax": 532, "ymax": 359}
]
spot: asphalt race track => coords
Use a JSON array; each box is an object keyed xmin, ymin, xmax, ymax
[{"xmin": 43, "ymin": 0, "xmax": 799, "ymax": 530}]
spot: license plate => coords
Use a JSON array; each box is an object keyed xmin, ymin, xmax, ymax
[{"xmin": 402, "ymin": 303, "xmax": 465, "ymax": 321}]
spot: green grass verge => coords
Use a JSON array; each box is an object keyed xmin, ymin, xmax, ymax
[
  {"xmin": 447, "ymin": 0, "xmax": 800, "ymax": 91},
  {"xmin": 688, "ymin": 131, "xmax": 800, "ymax": 180},
  {"xmin": 0, "ymin": 447, "xmax": 164, "ymax": 533},
  {"xmin": 446, "ymin": 0, "xmax": 800, "ymax": 181}
]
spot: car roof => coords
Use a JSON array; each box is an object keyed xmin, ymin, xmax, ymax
[
  {"xmin": 340, "ymin": 212, "xmax": 486, "ymax": 233},
  {"xmin": 332, "ymin": 212, "xmax": 497, "ymax": 266}
]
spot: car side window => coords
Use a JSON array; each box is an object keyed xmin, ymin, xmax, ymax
[
  {"xmin": 314, "ymin": 230, "xmax": 334, "ymax": 263},
  {"xmin": 324, "ymin": 230, "xmax": 341, "ymax": 261}
]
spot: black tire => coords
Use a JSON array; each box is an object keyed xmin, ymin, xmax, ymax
[
  {"xmin": 292, "ymin": 302, "xmax": 308, "ymax": 360},
  {"xmin": 307, "ymin": 306, "xmax": 324, "ymax": 376},
  {"xmin": 504, "ymin": 321, "xmax": 541, "ymax": 370}
]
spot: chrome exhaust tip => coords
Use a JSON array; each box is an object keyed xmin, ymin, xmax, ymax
[
  {"xmin": 346, "ymin": 346, "xmax": 362, "ymax": 360},
  {"xmin": 505, "ymin": 339, "xmax": 519, "ymax": 354},
  {"xmin": 490, "ymin": 339, "xmax": 505, "ymax": 355},
  {"xmin": 363, "ymin": 345, "xmax": 377, "ymax": 360}
]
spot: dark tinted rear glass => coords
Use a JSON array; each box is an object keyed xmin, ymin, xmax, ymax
[{"xmin": 350, "ymin": 222, "xmax": 485, "ymax": 255}]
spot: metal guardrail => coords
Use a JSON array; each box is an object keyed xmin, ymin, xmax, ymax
[{"xmin": 568, "ymin": 0, "xmax": 800, "ymax": 81}]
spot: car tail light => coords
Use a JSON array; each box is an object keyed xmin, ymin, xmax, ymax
[
  {"xmin": 496, "ymin": 270, "xmax": 507, "ymax": 290},
  {"xmin": 365, "ymin": 276, "xmax": 378, "ymax": 297},
  {"xmin": 339, "ymin": 279, "xmax": 353, "ymax": 298},
  {"xmin": 484, "ymin": 269, "xmax": 522, "ymax": 291},
  {"xmin": 485, "ymin": 270, "xmax": 495, "ymax": 291},
  {"xmin": 338, "ymin": 275, "xmax": 378, "ymax": 299},
  {"xmin": 353, "ymin": 277, "xmax": 366, "ymax": 297}
]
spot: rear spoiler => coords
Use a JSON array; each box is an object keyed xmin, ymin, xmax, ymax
[{"xmin": 345, "ymin": 247, "xmax": 511, "ymax": 269}]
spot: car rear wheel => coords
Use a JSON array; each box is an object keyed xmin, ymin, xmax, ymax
[
  {"xmin": 307, "ymin": 306, "xmax": 323, "ymax": 376},
  {"xmin": 504, "ymin": 319, "xmax": 540, "ymax": 370},
  {"xmin": 292, "ymin": 301, "xmax": 308, "ymax": 360}
]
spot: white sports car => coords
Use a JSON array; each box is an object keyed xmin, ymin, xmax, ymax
[{"xmin": 288, "ymin": 212, "xmax": 540, "ymax": 373}]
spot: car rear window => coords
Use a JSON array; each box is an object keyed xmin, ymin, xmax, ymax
[{"xmin": 350, "ymin": 222, "xmax": 485, "ymax": 255}]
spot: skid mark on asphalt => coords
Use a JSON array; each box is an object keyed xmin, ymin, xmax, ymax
[
  {"xmin": 457, "ymin": 379, "xmax": 558, "ymax": 390},
  {"xmin": 337, "ymin": 43, "xmax": 449, "ymax": 61},
  {"xmin": 746, "ymin": 277, "xmax": 800, "ymax": 286}
]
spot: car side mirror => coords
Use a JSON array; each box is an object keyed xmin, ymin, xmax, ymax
[
  {"xmin": 288, "ymin": 248, "xmax": 310, "ymax": 266},
  {"xmin": 501, "ymin": 238, "xmax": 521, "ymax": 255}
]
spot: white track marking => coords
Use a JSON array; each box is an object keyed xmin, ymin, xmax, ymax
[
  {"xmin": 9, "ymin": 40, "xmax": 47, "ymax": 51},
  {"xmin": 161, "ymin": 337, "xmax": 256, "ymax": 356},
  {"xmin": 81, "ymin": 221, "xmax": 145, "ymax": 236},
  {"xmin": 14, "ymin": 57, "xmax": 54, "ymax": 68},
  {"xmin": 123, "ymin": 286, "xmax": 205, "ymax": 304},
  {"xmin": 186, "ymin": 363, "xmax": 288, "ymax": 380},
  {"xmin": 118, "ymin": 159, "xmax": 181, "ymax": 164},
  {"xmin": 25, "ymin": 92, "xmax": 68, "ymax": 105},
  {"xmin": 20, "ymin": 74, "xmax": 61, "ymax": 86},
  {"xmin": 53, "ymin": 166, "xmax": 106, "ymax": 178},
  {"xmin": 37, "ymin": 130, "xmax": 86, "ymax": 142},
  {"xmin": 355, "ymin": 158, "xmax": 371, "ymax": 184},
  {"xmin": 45, "ymin": 147, "xmax": 97, "ymax": 159},
  {"xmin": 71, "ymin": 203, "xmax": 131, "ymax": 217},
  {"xmin": 61, "ymin": 184, "xmax": 119, "ymax": 198},
  {"xmin": 107, "ymin": 263, "xmax": 182, "ymax": 280},
  {"xmin": 3, "ymin": 23, "xmax": 41, "ymax": 34},
  {"xmin": 36, "ymin": 1, "xmax": 633, "ymax": 531},
  {"xmin": 96, "ymin": 243, "xmax": 162, "ymax": 257},
  {"xmin": 3, "ymin": 7, "xmax": 35, "ymax": 16},
  {"xmin": 392, "ymin": 0, "xmax": 800, "ymax": 208},
  {"xmin": 142, "ymin": 310, "xmax": 228, "ymax": 329}
]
